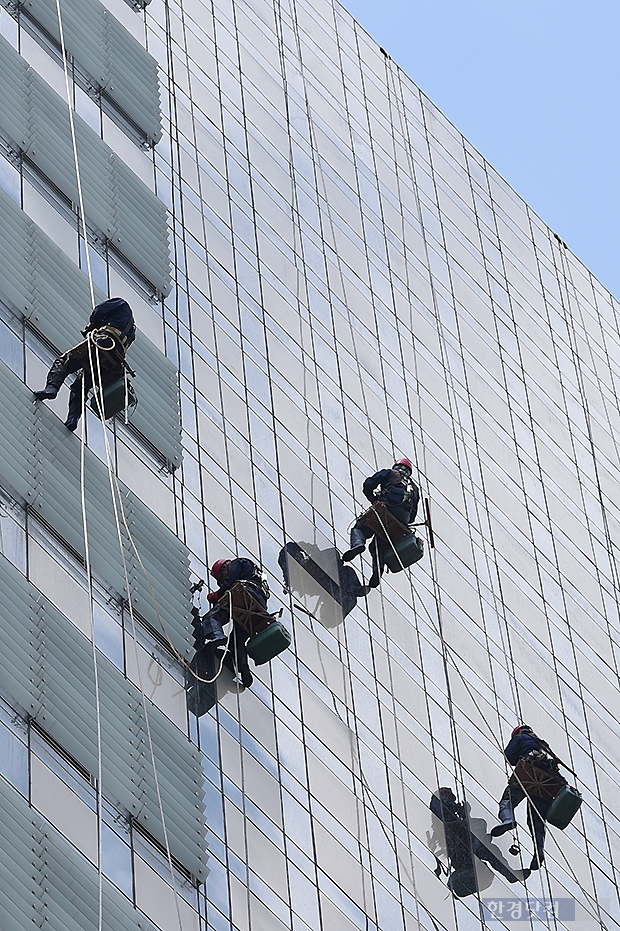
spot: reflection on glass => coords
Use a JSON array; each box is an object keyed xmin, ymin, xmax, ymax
[
  {"xmin": 428, "ymin": 788, "xmax": 529, "ymax": 898},
  {"xmin": 279, "ymin": 541, "xmax": 368, "ymax": 628}
]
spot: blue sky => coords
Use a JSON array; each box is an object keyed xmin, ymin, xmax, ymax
[{"xmin": 340, "ymin": 0, "xmax": 620, "ymax": 300}]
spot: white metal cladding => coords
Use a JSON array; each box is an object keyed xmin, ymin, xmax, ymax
[
  {"xmin": 0, "ymin": 35, "xmax": 170, "ymax": 296},
  {"xmin": 0, "ymin": 358, "xmax": 192, "ymax": 661},
  {"xmin": 22, "ymin": 0, "xmax": 162, "ymax": 143},
  {"xmin": 0, "ymin": 552, "xmax": 208, "ymax": 881},
  {"xmin": 0, "ymin": 777, "xmax": 161, "ymax": 931},
  {"xmin": 0, "ymin": 186, "xmax": 182, "ymax": 468}
]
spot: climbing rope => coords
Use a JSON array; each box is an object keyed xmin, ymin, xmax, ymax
[
  {"xmin": 53, "ymin": 1, "xmax": 103, "ymax": 925},
  {"xmin": 379, "ymin": 58, "xmax": 574, "ymax": 925},
  {"xmin": 90, "ymin": 337, "xmax": 185, "ymax": 931},
  {"xmin": 371, "ymin": 498, "xmax": 610, "ymax": 929},
  {"xmin": 52, "ymin": 0, "xmax": 189, "ymax": 912},
  {"xmin": 55, "ymin": 0, "xmax": 95, "ymax": 310},
  {"xmin": 78, "ymin": 358, "xmax": 104, "ymax": 931},
  {"xmin": 275, "ymin": 9, "xmax": 448, "ymax": 927}
]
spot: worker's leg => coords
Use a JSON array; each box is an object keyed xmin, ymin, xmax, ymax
[
  {"xmin": 368, "ymin": 537, "xmax": 387, "ymax": 588},
  {"xmin": 229, "ymin": 623, "xmax": 253, "ymax": 688},
  {"xmin": 472, "ymin": 837, "xmax": 530, "ymax": 883},
  {"xmin": 342, "ymin": 521, "xmax": 373, "ymax": 562},
  {"xmin": 201, "ymin": 607, "xmax": 228, "ymax": 651},
  {"xmin": 65, "ymin": 373, "xmax": 85, "ymax": 431},
  {"xmin": 33, "ymin": 344, "xmax": 85, "ymax": 400},
  {"xmin": 491, "ymin": 784, "xmax": 524, "ymax": 836},
  {"xmin": 65, "ymin": 362, "xmax": 97, "ymax": 431},
  {"xmin": 527, "ymin": 798, "xmax": 550, "ymax": 869}
]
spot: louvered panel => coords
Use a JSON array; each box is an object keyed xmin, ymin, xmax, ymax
[
  {"xmin": 0, "ymin": 555, "xmax": 41, "ymax": 716},
  {"xmin": 22, "ymin": 0, "xmax": 161, "ymax": 142},
  {"xmin": 126, "ymin": 334, "xmax": 182, "ymax": 469},
  {"xmin": 33, "ymin": 408, "xmax": 191, "ymax": 658},
  {"xmin": 32, "ymin": 592, "xmax": 206, "ymax": 878},
  {"xmin": 0, "ymin": 778, "xmax": 43, "ymax": 928},
  {"xmin": 0, "ymin": 777, "xmax": 159, "ymax": 931},
  {"xmin": 0, "ymin": 43, "xmax": 29, "ymax": 146},
  {"xmin": 0, "ymin": 359, "xmax": 36, "ymax": 502},
  {"xmin": 0, "ymin": 35, "xmax": 170, "ymax": 296},
  {"xmin": 104, "ymin": 10, "xmax": 161, "ymax": 141},
  {"xmin": 0, "ymin": 361, "xmax": 189, "ymax": 660},
  {"xmin": 120, "ymin": 489, "xmax": 192, "ymax": 654},
  {"xmin": 0, "ymin": 188, "xmax": 182, "ymax": 468},
  {"xmin": 0, "ymin": 554, "xmax": 207, "ymax": 884}
]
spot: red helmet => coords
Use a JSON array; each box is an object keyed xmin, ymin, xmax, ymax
[
  {"xmin": 394, "ymin": 457, "xmax": 413, "ymax": 472},
  {"xmin": 511, "ymin": 724, "xmax": 531, "ymax": 738},
  {"xmin": 210, "ymin": 558, "xmax": 231, "ymax": 580}
]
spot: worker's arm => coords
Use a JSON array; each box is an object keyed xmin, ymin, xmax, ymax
[{"xmin": 362, "ymin": 470, "xmax": 390, "ymax": 501}]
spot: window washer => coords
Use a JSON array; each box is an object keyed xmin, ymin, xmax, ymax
[
  {"xmin": 33, "ymin": 297, "xmax": 136, "ymax": 431},
  {"xmin": 430, "ymin": 788, "xmax": 530, "ymax": 895},
  {"xmin": 342, "ymin": 457, "xmax": 419, "ymax": 587},
  {"xmin": 206, "ymin": 556, "xmax": 271, "ymax": 689},
  {"xmin": 491, "ymin": 725, "xmax": 567, "ymax": 870}
]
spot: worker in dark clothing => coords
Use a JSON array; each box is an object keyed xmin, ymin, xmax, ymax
[
  {"xmin": 342, "ymin": 457, "xmax": 419, "ymax": 587},
  {"xmin": 33, "ymin": 297, "xmax": 136, "ymax": 431},
  {"xmin": 206, "ymin": 557, "xmax": 271, "ymax": 689},
  {"xmin": 491, "ymin": 725, "xmax": 567, "ymax": 870},
  {"xmin": 430, "ymin": 788, "xmax": 530, "ymax": 895}
]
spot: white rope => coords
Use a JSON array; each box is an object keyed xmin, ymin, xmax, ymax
[
  {"xmin": 371, "ymin": 501, "xmax": 610, "ymax": 928},
  {"xmin": 54, "ymin": 1, "xmax": 103, "ymax": 923},
  {"xmin": 90, "ymin": 339, "xmax": 185, "ymax": 931},
  {"xmin": 54, "ymin": 0, "xmax": 95, "ymax": 310},
  {"xmin": 77, "ymin": 360, "xmax": 104, "ymax": 931},
  {"xmin": 280, "ymin": 9, "xmax": 451, "ymax": 927}
]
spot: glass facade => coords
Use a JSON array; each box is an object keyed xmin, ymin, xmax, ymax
[{"xmin": 0, "ymin": 0, "xmax": 619, "ymax": 929}]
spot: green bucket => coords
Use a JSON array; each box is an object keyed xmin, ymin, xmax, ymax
[
  {"xmin": 383, "ymin": 533, "xmax": 424, "ymax": 573},
  {"xmin": 246, "ymin": 620, "xmax": 291, "ymax": 665},
  {"xmin": 90, "ymin": 378, "xmax": 136, "ymax": 420},
  {"xmin": 546, "ymin": 785, "xmax": 582, "ymax": 829}
]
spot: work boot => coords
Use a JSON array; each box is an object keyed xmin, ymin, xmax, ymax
[
  {"xmin": 239, "ymin": 664, "xmax": 253, "ymax": 688},
  {"xmin": 34, "ymin": 356, "xmax": 71, "ymax": 402},
  {"xmin": 491, "ymin": 820, "xmax": 517, "ymax": 837},
  {"xmin": 368, "ymin": 571, "xmax": 381, "ymax": 588},
  {"xmin": 529, "ymin": 855, "xmax": 543, "ymax": 870},
  {"xmin": 342, "ymin": 545, "xmax": 365, "ymax": 562},
  {"xmin": 33, "ymin": 386, "xmax": 58, "ymax": 401}
]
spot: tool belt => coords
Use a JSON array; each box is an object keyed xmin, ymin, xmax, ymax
[
  {"xmin": 218, "ymin": 581, "xmax": 278, "ymax": 637},
  {"xmin": 509, "ymin": 756, "xmax": 566, "ymax": 802},
  {"xmin": 359, "ymin": 500, "xmax": 411, "ymax": 544}
]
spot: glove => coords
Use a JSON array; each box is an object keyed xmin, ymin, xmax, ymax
[{"xmin": 207, "ymin": 591, "xmax": 219, "ymax": 604}]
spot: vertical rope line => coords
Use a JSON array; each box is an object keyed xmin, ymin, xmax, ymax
[
  {"xmin": 380, "ymin": 71, "xmax": 466, "ymax": 909},
  {"xmin": 285, "ymin": 4, "xmax": 379, "ymax": 474},
  {"xmin": 78, "ymin": 355, "xmax": 103, "ymax": 931},
  {"xmin": 55, "ymin": 0, "xmax": 95, "ymax": 309},
  {"xmin": 369, "ymin": 68, "xmax": 580, "ymax": 927},
  {"xmin": 90, "ymin": 341, "xmax": 185, "ymax": 931},
  {"xmin": 54, "ymin": 1, "xmax": 101, "ymax": 924},
  {"xmin": 273, "ymin": 0, "xmax": 320, "ymax": 543}
]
